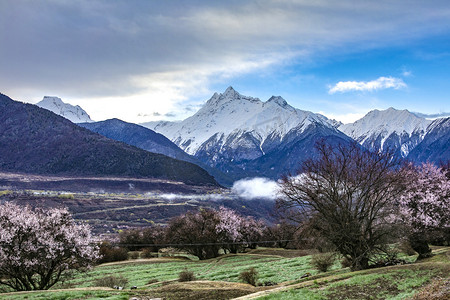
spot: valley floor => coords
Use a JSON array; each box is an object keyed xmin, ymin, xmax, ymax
[{"xmin": 1, "ymin": 246, "xmax": 448, "ymax": 300}]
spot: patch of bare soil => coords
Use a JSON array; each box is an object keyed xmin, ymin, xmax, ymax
[
  {"xmin": 411, "ymin": 277, "xmax": 450, "ymax": 300},
  {"xmin": 326, "ymin": 277, "xmax": 400, "ymax": 300},
  {"xmin": 129, "ymin": 280, "xmax": 260, "ymax": 300},
  {"xmin": 246, "ymin": 248, "xmax": 311, "ymax": 258}
]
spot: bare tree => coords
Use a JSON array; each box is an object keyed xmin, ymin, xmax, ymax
[
  {"xmin": 165, "ymin": 209, "xmax": 222, "ymax": 260},
  {"xmin": 277, "ymin": 142, "xmax": 405, "ymax": 270}
]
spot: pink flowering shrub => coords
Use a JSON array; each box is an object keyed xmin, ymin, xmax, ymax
[{"xmin": 0, "ymin": 202, "xmax": 99, "ymax": 291}]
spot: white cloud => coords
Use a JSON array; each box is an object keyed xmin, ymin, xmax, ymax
[
  {"xmin": 232, "ymin": 177, "xmax": 280, "ymax": 200},
  {"xmin": 328, "ymin": 77, "xmax": 407, "ymax": 94},
  {"xmin": 319, "ymin": 111, "xmax": 366, "ymax": 124}
]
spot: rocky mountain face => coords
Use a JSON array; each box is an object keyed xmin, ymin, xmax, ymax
[
  {"xmin": 339, "ymin": 108, "xmax": 431, "ymax": 157},
  {"xmin": 143, "ymin": 87, "xmax": 351, "ymax": 180},
  {"xmin": 0, "ymin": 93, "xmax": 218, "ymax": 186},
  {"xmin": 36, "ymin": 96, "xmax": 93, "ymax": 123}
]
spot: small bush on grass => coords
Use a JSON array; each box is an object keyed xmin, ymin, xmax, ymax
[
  {"xmin": 311, "ymin": 252, "xmax": 336, "ymax": 272},
  {"xmin": 178, "ymin": 269, "xmax": 196, "ymax": 282},
  {"xmin": 129, "ymin": 251, "xmax": 140, "ymax": 259},
  {"xmin": 98, "ymin": 242, "xmax": 129, "ymax": 263},
  {"xmin": 239, "ymin": 267, "xmax": 258, "ymax": 286},
  {"xmin": 94, "ymin": 275, "xmax": 128, "ymax": 288},
  {"xmin": 141, "ymin": 247, "xmax": 156, "ymax": 258}
]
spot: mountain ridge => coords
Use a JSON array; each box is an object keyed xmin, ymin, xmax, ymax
[
  {"xmin": 339, "ymin": 107, "xmax": 432, "ymax": 157},
  {"xmin": 142, "ymin": 87, "xmax": 351, "ymax": 180},
  {"xmin": 79, "ymin": 118, "xmax": 234, "ymax": 186},
  {"xmin": 0, "ymin": 93, "xmax": 218, "ymax": 186}
]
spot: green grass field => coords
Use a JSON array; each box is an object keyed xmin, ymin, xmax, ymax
[{"xmin": 1, "ymin": 247, "xmax": 448, "ymax": 300}]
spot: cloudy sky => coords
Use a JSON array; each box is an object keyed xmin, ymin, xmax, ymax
[{"xmin": 1, "ymin": 0, "xmax": 450, "ymax": 123}]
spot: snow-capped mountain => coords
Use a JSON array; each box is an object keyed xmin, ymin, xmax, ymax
[
  {"xmin": 145, "ymin": 87, "xmax": 332, "ymax": 156},
  {"xmin": 339, "ymin": 108, "xmax": 431, "ymax": 157},
  {"xmin": 36, "ymin": 96, "xmax": 93, "ymax": 123},
  {"xmin": 407, "ymin": 117, "xmax": 450, "ymax": 164},
  {"xmin": 143, "ymin": 87, "xmax": 350, "ymax": 180}
]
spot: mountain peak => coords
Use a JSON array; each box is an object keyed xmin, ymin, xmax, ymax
[
  {"xmin": 223, "ymin": 86, "xmax": 238, "ymax": 97},
  {"xmin": 339, "ymin": 106, "xmax": 432, "ymax": 157},
  {"xmin": 37, "ymin": 96, "xmax": 93, "ymax": 123},
  {"xmin": 41, "ymin": 96, "xmax": 64, "ymax": 105},
  {"xmin": 266, "ymin": 96, "xmax": 288, "ymax": 107},
  {"xmin": 205, "ymin": 87, "xmax": 259, "ymax": 108}
]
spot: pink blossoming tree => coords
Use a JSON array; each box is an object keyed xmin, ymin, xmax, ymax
[
  {"xmin": 166, "ymin": 207, "xmax": 266, "ymax": 259},
  {"xmin": 216, "ymin": 206, "xmax": 265, "ymax": 253},
  {"xmin": 0, "ymin": 202, "xmax": 99, "ymax": 291},
  {"xmin": 399, "ymin": 162, "xmax": 450, "ymax": 258}
]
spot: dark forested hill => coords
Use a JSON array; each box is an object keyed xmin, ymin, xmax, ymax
[
  {"xmin": 0, "ymin": 93, "xmax": 218, "ymax": 186},
  {"xmin": 79, "ymin": 118, "xmax": 233, "ymax": 186}
]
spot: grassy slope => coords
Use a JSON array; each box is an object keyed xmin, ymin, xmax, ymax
[{"xmin": 1, "ymin": 247, "xmax": 448, "ymax": 300}]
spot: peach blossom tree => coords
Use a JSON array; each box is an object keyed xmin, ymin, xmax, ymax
[
  {"xmin": 0, "ymin": 202, "xmax": 99, "ymax": 291},
  {"xmin": 399, "ymin": 162, "xmax": 450, "ymax": 258}
]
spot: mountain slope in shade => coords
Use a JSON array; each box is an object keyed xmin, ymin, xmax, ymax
[
  {"xmin": 339, "ymin": 107, "xmax": 431, "ymax": 157},
  {"xmin": 79, "ymin": 119, "xmax": 233, "ymax": 186},
  {"xmin": 36, "ymin": 96, "xmax": 93, "ymax": 123},
  {"xmin": 0, "ymin": 93, "xmax": 218, "ymax": 186},
  {"xmin": 407, "ymin": 117, "xmax": 450, "ymax": 164},
  {"xmin": 143, "ymin": 87, "xmax": 350, "ymax": 180}
]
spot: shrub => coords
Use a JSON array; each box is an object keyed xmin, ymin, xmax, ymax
[
  {"xmin": 94, "ymin": 275, "xmax": 128, "ymax": 288},
  {"xmin": 239, "ymin": 267, "xmax": 258, "ymax": 286},
  {"xmin": 98, "ymin": 242, "xmax": 129, "ymax": 263},
  {"xmin": 129, "ymin": 251, "xmax": 140, "ymax": 259},
  {"xmin": 178, "ymin": 269, "xmax": 196, "ymax": 282},
  {"xmin": 141, "ymin": 248, "xmax": 156, "ymax": 258},
  {"xmin": 311, "ymin": 252, "xmax": 336, "ymax": 272}
]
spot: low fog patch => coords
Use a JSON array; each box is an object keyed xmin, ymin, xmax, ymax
[{"xmin": 232, "ymin": 177, "xmax": 280, "ymax": 200}]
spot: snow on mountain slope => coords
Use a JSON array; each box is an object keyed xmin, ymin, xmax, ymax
[
  {"xmin": 339, "ymin": 107, "xmax": 431, "ymax": 157},
  {"xmin": 143, "ymin": 86, "xmax": 332, "ymax": 156},
  {"xmin": 407, "ymin": 117, "xmax": 450, "ymax": 164},
  {"xmin": 36, "ymin": 96, "xmax": 93, "ymax": 123}
]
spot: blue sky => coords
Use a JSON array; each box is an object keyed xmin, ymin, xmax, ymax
[{"xmin": 1, "ymin": 0, "xmax": 449, "ymax": 123}]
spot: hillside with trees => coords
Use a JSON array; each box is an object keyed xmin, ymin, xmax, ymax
[{"xmin": 0, "ymin": 93, "xmax": 218, "ymax": 186}]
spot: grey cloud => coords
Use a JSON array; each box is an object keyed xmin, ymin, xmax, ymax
[{"xmin": 1, "ymin": 0, "xmax": 450, "ymax": 100}]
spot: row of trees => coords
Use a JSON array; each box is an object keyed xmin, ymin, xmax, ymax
[
  {"xmin": 277, "ymin": 142, "xmax": 449, "ymax": 270},
  {"xmin": 118, "ymin": 207, "xmax": 284, "ymax": 260}
]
